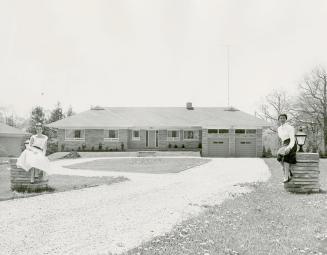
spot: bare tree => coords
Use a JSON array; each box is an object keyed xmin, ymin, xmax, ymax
[
  {"xmin": 256, "ymin": 89, "xmax": 296, "ymax": 155},
  {"xmin": 256, "ymin": 89, "xmax": 294, "ymax": 132},
  {"xmin": 295, "ymin": 66, "xmax": 327, "ymax": 154}
]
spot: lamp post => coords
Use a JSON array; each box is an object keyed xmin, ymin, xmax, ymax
[{"xmin": 295, "ymin": 127, "xmax": 307, "ymax": 152}]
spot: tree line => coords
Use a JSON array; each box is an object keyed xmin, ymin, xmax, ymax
[
  {"xmin": 0, "ymin": 103, "xmax": 74, "ymax": 155},
  {"xmin": 257, "ymin": 66, "xmax": 327, "ymax": 156}
]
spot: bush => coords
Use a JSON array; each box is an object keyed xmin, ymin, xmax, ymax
[
  {"xmin": 266, "ymin": 148, "xmax": 272, "ymax": 158},
  {"xmin": 168, "ymin": 143, "xmax": 172, "ymax": 148},
  {"xmin": 182, "ymin": 144, "xmax": 185, "ymax": 148},
  {"xmin": 174, "ymin": 144, "xmax": 178, "ymax": 149},
  {"xmin": 99, "ymin": 143, "xmax": 103, "ymax": 151},
  {"xmin": 82, "ymin": 143, "xmax": 86, "ymax": 151},
  {"xmin": 121, "ymin": 143, "xmax": 124, "ymax": 151},
  {"xmin": 91, "ymin": 146, "xmax": 94, "ymax": 151},
  {"xmin": 105, "ymin": 146, "xmax": 109, "ymax": 151},
  {"xmin": 319, "ymin": 150, "xmax": 327, "ymax": 158},
  {"xmin": 46, "ymin": 140, "xmax": 58, "ymax": 155},
  {"xmin": 61, "ymin": 144, "xmax": 65, "ymax": 152},
  {"xmin": 198, "ymin": 143, "xmax": 202, "ymax": 149},
  {"xmin": 262, "ymin": 146, "xmax": 267, "ymax": 158}
]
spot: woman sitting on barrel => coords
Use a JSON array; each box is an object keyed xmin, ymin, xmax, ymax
[
  {"xmin": 17, "ymin": 122, "xmax": 51, "ymax": 183},
  {"xmin": 277, "ymin": 114, "xmax": 297, "ymax": 183}
]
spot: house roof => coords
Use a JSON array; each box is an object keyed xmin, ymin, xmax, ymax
[
  {"xmin": 0, "ymin": 123, "xmax": 29, "ymax": 136},
  {"xmin": 47, "ymin": 106, "xmax": 271, "ymax": 129}
]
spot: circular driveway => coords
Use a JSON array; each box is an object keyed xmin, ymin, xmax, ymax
[{"xmin": 0, "ymin": 157, "xmax": 270, "ymax": 254}]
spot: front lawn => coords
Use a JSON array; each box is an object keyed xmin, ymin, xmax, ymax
[
  {"xmin": 64, "ymin": 157, "xmax": 211, "ymax": 174},
  {"xmin": 124, "ymin": 159, "xmax": 327, "ymax": 255},
  {"xmin": 0, "ymin": 160, "xmax": 128, "ymax": 201}
]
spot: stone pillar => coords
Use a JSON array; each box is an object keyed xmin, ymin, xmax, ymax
[
  {"xmin": 229, "ymin": 129, "xmax": 235, "ymax": 157},
  {"xmin": 10, "ymin": 158, "xmax": 49, "ymax": 192},
  {"xmin": 201, "ymin": 129, "xmax": 208, "ymax": 156},
  {"xmin": 284, "ymin": 153, "xmax": 320, "ymax": 193}
]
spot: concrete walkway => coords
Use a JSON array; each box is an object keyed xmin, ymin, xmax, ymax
[{"xmin": 0, "ymin": 157, "xmax": 270, "ymax": 255}]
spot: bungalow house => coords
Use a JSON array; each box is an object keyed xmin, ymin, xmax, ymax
[
  {"xmin": 0, "ymin": 123, "xmax": 29, "ymax": 157},
  {"xmin": 47, "ymin": 103, "xmax": 271, "ymax": 157}
]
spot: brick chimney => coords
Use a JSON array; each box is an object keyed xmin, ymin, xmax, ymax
[{"xmin": 186, "ymin": 102, "xmax": 194, "ymax": 110}]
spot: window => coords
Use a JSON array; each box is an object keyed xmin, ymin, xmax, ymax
[
  {"xmin": 246, "ymin": 129, "xmax": 257, "ymax": 134},
  {"xmin": 240, "ymin": 141, "xmax": 251, "ymax": 144},
  {"xmin": 184, "ymin": 130, "xmax": 198, "ymax": 140},
  {"xmin": 219, "ymin": 129, "xmax": 229, "ymax": 134},
  {"xmin": 65, "ymin": 129, "xmax": 85, "ymax": 140},
  {"xmin": 208, "ymin": 129, "xmax": 218, "ymax": 134},
  {"xmin": 132, "ymin": 130, "xmax": 140, "ymax": 140},
  {"xmin": 235, "ymin": 129, "xmax": 245, "ymax": 134},
  {"xmin": 167, "ymin": 130, "xmax": 180, "ymax": 141},
  {"xmin": 104, "ymin": 129, "xmax": 119, "ymax": 140}
]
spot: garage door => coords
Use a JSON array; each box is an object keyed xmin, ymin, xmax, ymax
[
  {"xmin": 207, "ymin": 138, "xmax": 229, "ymax": 157},
  {"xmin": 235, "ymin": 138, "xmax": 256, "ymax": 157},
  {"xmin": 0, "ymin": 137, "xmax": 24, "ymax": 157}
]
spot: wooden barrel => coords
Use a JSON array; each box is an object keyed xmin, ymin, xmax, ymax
[
  {"xmin": 10, "ymin": 158, "xmax": 48, "ymax": 192},
  {"xmin": 284, "ymin": 153, "xmax": 320, "ymax": 193}
]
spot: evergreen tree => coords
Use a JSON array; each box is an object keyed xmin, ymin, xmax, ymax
[
  {"xmin": 46, "ymin": 102, "xmax": 65, "ymax": 140},
  {"xmin": 66, "ymin": 105, "xmax": 75, "ymax": 117},
  {"xmin": 5, "ymin": 115, "xmax": 15, "ymax": 127},
  {"xmin": 27, "ymin": 106, "xmax": 46, "ymax": 134},
  {"xmin": 48, "ymin": 102, "xmax": 65, "ymax": 123}
]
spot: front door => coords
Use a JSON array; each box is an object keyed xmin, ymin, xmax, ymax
[{"xmin": 146, "ymin": 130, "xmax": 159, "ymax": 148}]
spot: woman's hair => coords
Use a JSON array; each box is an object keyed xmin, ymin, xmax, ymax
[
  {"xmin": 35, "ymin": 122, "xmax": 43, "ymax": 128},
  {"xmin": 278, "ymin": 114, "xmax": 288, "ymax": 120}
]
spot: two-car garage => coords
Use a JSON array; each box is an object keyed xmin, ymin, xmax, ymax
[{"xmin": 204, "ymin": 128, "xmax": 260, "ymax": 157}]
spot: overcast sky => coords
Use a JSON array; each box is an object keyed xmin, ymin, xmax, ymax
[{"xmin": 1, "ymin": 0, "xmax": 327, "ymax": 118}]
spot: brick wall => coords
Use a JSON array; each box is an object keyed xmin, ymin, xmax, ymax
[
  {"xmin": 56, "ymin": 127, "xmax": 262, "ymax": 156},
  {"xmin": 58, "ymin": 129, "xmax": 128, "ymax": 151},
  {"xmin": 201, "ymin": 129, "xmax": 208, "ymax": 156},
  {"xmin": 127, "ymin": 129, "xmax": 146, "ymax": 149},
  {"xmin": 256, "ymin": 129, "xmax": 263, "ymax": 157}
]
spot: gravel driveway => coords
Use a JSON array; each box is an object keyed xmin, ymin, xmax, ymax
[{"xmin": 0, "ymin": 157, "xmax": 270, "ymax": 255}]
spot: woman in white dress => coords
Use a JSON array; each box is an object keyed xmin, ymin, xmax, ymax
[{"xmin": 17, "ymin": 123, "xmax": 51, "ymax": 183}]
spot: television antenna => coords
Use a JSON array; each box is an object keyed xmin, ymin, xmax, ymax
[{"xmin": 226, "ymin": 44, "xmax": 230, "ymax": 107}]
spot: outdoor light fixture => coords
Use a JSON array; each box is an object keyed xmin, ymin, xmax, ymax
[{"xmin": 295, "ymin": 127, "xmax": 307, "ymax": 152}]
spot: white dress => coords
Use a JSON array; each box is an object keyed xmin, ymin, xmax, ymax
[{"xmin": 17, "ymin": 134, "xmax": 51, "ymax": 173}]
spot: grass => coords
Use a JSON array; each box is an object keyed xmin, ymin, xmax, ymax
[
  {"xmin": 64, "ymin": 157, "xmax": 211, "ymax": 174},
  {"xmin": 124, "ymin": 159, "xmax": 327, "ymax": 255},
  {"xmin": 0, "ymin": 159, "xmax": 128, "ymax": 201}
]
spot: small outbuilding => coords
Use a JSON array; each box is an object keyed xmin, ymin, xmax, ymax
[{"xmin": 0, "ymin": 123, "xmax": 29, "ymax": 157}]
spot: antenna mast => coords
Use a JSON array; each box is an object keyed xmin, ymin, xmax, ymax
[{"xmin": 227, "ymin": 44, "xmax": 230, "ymax": 107}]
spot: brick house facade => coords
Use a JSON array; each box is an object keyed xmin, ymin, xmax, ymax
[{"xmin": 48, "ymin": 104, "xmax": 270, "ymax": 157}]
